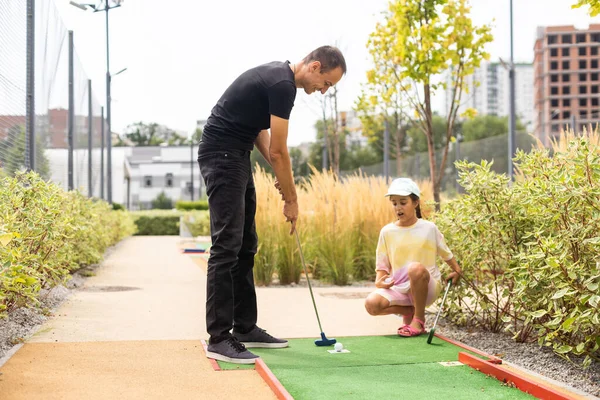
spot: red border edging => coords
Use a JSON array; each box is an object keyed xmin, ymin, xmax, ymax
[
  {"xmin": 200, "ymin": 339, "xmax": 221, "ymax": 371},
  {"xmin": 458, "ymin": 352, "xmax": 578, "ymax": 400},
  {"xmin": 255, "ymin": 359, "xmax": 294, "ymax": 400},
  {"xmin": 200, "ymin": 339, "xmax": 293, "ymax": 399},
  {"xmin": 435, "ymin": 333, "xmax": 502, "ymax": 364}
]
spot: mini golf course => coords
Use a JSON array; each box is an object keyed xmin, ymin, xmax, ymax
[{"xmin": 204, "ymin": 335, "xmax": 574, "ymax": 400}]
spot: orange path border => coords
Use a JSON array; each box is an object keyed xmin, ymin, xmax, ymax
[
  {"xmin": 458, "ymin": 352, "xmax": 578, "ymax": 400},
  {"xmin": 200, "ymin": 339, "xmax": 294, "ymax": 399},
  {"xmin": 435, "ymin": 333, "xmax": 502, "ymax": 364},
  {"xmin": 200, "ymin": 339, "xmax": 221, "ymax": 371},
  {"xmin": 255, "ymin": 359, "xmax": 294, "ymax": 400}
]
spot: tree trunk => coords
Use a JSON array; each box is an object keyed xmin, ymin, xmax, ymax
[
  {"xmin": 330, "ymin": 87, "xmax": 340, "ymax": 177},
  {"xmin": 394, "ymin": 121, "xmax": 403, "ymax": 176},
  {"xmin": 321, "ymin": 98, "xmax": 333, "ymax": 172},
  {"xmin": 423, "ymin": 83, "xmax": 440, "ymax": 210}
]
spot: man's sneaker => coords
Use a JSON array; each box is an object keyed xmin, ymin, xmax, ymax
[
  {"xmin": 205, "ymin": 337, "xmax": 260, "ymax": 364},
  {"xmin": 233, "ymin": 326, "xmax": 289, "ymax": 348}
]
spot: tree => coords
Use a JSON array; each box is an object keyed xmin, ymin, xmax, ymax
[
  {"xmin": 308, "ymin": 118, "xmax": 347, "ymax": 174},
  {"xmin": 122, "ymin": 122, "xmax": 188, "ymax": 146},
  {"xmin": 250, "ymin": 148, "xmax": 272, "ymax": 174},
  {"xmin": 0, "ymin": 125, "xmax": 50, "ymax": 179},
  {"xmin": 320, "ymin": 89, "xmax": 343, "ymax": 176},
  {"xmin": 461, "ymin": 115, "xmax": 525, "ymax": 142},
  {"xmin": 407, "ymin": 114, "xmax": 448, "ymax": 153},
  {"xmin": 191, "ymin": 128, "xmax": 203, "ymax": 144},
  {"xmin": 343, "ymin": 142, "xmax": 381, "ymax": 171},
  {"xmin": 365, "ymin": 0, "xmax": 493, "ymax": 209},
  {"xmin": 356, "ymin": 41, "xmax": 410, "ymax": 176},
  {"xmin": 289, "ymin": 147, "xmax": 309, "ymax": 180},
  {"xmin": 151, "ymin": 191, "xmax": 173, "ymax": 209},
  {"xmin": 572, "ymin": 0, "xmax": 600, "ymax": 16}
]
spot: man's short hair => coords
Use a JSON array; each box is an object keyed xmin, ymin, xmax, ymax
[{"xmin": 303, "ymin": 46, "xmax": 347, "ymax": 75}]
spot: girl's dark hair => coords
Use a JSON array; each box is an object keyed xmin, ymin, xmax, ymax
[{"xmin": 410, "ymin": 194, "xmax": 422, "ymax": 219}]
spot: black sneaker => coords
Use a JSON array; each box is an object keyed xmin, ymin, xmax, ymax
[
  {"xmin": 233, "ymin": 326, "xmax": 289, "ymax": 348},
  {"xmin": 205, "ymin": 337, "xmax": 260, "ymax": 364}
]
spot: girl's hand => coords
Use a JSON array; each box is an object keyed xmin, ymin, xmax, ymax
[
  {"xmin": 375, "ymin": 274, "xmax": 394, "ymax": 289},
  {"xmin": 446, "ymin": 271, "xmax": 460, "ymax": 285}
]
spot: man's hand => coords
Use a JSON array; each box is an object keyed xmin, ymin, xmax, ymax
[
  {"xmin": 283, "ymin": 200, "xmax": 298, "ymax": 234},
  {"xmin": 274, "ymin": 179, "xmax": 285, "ymax": 200}
]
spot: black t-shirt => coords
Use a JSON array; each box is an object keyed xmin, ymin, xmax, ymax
[{"xmin": 200, "ymin": 61, "xmax": 297, "ymax": 151}]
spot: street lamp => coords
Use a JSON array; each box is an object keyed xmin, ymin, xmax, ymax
[
  {"xmin": 454, "ymin": 133, "xmax": 464, "ymax": 194},
  {"xmin": 508, "ymin": 0, "xmax": 517, "ymax": 183},
  {"xmin": 70, "ymin": 0, "xmax": 123, "ymax": 204}
]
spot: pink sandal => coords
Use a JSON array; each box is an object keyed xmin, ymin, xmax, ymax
[
  {"xmin": 397, "ymin": 317, "xmax": 426, "ymax": 337},
  {"xmin": 402, "ymin": 313, "xmax": 413, "ymax": 326}
]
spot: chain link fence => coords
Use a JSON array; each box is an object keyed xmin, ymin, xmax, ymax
[
  {"xmin": 0, "ymin": 0, "xmax": 107, "ymax": 199},
  {"xmin": 341, "ymin": 132, "xmax": 537, "ymax": 195}
]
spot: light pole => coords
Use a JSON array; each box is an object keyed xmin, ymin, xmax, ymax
[
  {"xmin": 70, "ymin": 0, "xmax": 122, "ymax": 204},
  {"xmin": 383, "ymin": 117, "xmax": 389, "ymax": 184},
  {"xmin": 455, "ymin": 133, "xmax": 463, "ymax": 194},
  {"xmin": 508, "ymin": 0, "xmax": 517, "ymax": 182}
]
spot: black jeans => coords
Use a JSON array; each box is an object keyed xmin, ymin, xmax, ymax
[{"xmin": 197, "ymin": 146, "xmax": 258, "ymax": 344}]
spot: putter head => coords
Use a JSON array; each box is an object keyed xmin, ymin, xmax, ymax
[
  {"xmin": 426, "ymin": 329, "xmax": 435, "ymax": 344},
  {"xmin": 315, "ymin": 332, "xmax": 336, "ymax": 346}
]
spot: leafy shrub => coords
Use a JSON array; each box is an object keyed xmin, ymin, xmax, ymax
[
  {"xmin": 181, "ymin": 211, "xmax": 210, "ymax": 237},
  {"xmin": 131, "ymin": 210, "xmax": 210, "ymax": 236},
  {"xmin": 176, "ymin": 200, "xmax": 209, "ymax": 211},
  {"xmin": 131, "ymin": 211, "xmax": 180, "ymax": 235},
  {"xmin": 0, "ymin": 171, "xmax": 135, "ymax": 318},
  {"xmin": 435, "ymin": 131, "xmax": 600, "ymax": 368}
]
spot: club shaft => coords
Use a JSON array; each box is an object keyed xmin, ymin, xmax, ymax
[
  {"xmin": 432, "ymin": 281, "xmax": 451, "ymax": 329},
  {"xmin": 295, "ymin": 230, "xmax": 324, "ymax": 333}
]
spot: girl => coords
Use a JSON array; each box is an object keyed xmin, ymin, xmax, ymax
[{"xmin": 364, "ymin": 178, "xmax": 462, "ymax": 337}]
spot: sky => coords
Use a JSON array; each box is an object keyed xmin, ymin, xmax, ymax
[{"xmin": 53, "ymin": 0, "xmax": 600, "ymax": 146}]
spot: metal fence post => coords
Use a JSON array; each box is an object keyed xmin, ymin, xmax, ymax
[
  {"xmin": 101, "ymin": 106, "xmax": 104, "ymax": 199},
  {"xmin": 68, "ymin": 31, "xmax": 74, "ymax": 191},
  {"xmin": 26, "ymin": 0, "xmax": 35, "ymax": 172},
  {"xmin": 88, "ymin": 79, "xmax": 93, "ymax": 197}
]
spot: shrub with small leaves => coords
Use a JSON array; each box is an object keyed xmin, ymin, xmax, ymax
[
  {"xmin": 435, "ymin": 133, "xmax": 600, "ymax": 368},
  {"xmin": 0, "ymin": 171, "xmax": 135, "ymax": 318}
]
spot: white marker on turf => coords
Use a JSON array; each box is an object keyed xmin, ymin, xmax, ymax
[{"xmin": 328, "ymin": 342, "xmax": 350, "ymax": 353}]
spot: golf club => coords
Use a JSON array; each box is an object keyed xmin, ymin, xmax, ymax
[
  {"xmin": 294, "ymin": 229, "xmax": 336, "ymax": 347},
  {"xmin": 427, "ymin": 279, "xmax": 452, "ymax": 344}
]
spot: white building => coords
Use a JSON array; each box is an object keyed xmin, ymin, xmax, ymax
[
  {"xmin": 444, "ymin": 61, "xmax": 535, "ymax": 130},
  {"xmin": 46, "ymin": 145, "xmax": 203, "ymax": 210},
  {"xmin": 123, "ymin": 146, "xmax": 203, "ymax": 210},
  {"xmin": 340, "ymin": 110, "xmax": 367, "ymax": 147}
]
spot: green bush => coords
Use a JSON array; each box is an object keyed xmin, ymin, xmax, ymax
[
  {"xmin": 0, "ymin": 171, "xmax": 135, "ymax": 318},
  {"xmin": 151, "ymin": 191, "xmax": 173, "ymax": 210},
  {"xmin": 435, "ymin": 136, "xmax": 600, "ymax": 368},
  {"xmin": 131, "ymin": 211, "xmax": 180, "ymax": 235},
  {"xmin": 176, "ymin": 200, "xmax": 209, "ymax": 211},
  {"xmin": 131, "ymin": 210, "xmax": 210, "ymax": 236},
  {"xmin": 181, "ymin": 211, "xmax": 210, "ymax": 237}
]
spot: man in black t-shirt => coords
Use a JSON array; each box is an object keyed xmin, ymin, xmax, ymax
[{"xmin": 198, "ymin": 46, "xmax": 346, "ymax": 364}]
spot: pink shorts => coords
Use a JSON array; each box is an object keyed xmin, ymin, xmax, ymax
[{"xmin": 375, "ymin": 277, "xmax": 442, "ymax": 307}]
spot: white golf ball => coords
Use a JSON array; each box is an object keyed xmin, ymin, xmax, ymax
[
  {"xmin": 384, "ymin": 278, "xmax": 393, "ymax": 284},
  {"xmin": 334, "ymin": 342, "xmax": 343, "ymax": 352}
]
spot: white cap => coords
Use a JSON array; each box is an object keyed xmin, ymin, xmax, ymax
[{"xmin": 385, "ymin": 178, "xmax": 420, "ymax": 198}]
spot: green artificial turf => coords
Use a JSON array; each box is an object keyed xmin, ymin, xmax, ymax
[
  {"xmin": 216, "ymin": 335, "xmax": 534, "ymax": 399},
  {"xmin": 218, "ymin": 335, "xmax": 475, "ymax": 370},
  {"xmin": 275, "ymin": 363, "xmax": 534, "ymax": 400}
]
